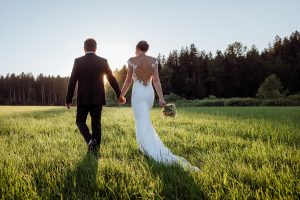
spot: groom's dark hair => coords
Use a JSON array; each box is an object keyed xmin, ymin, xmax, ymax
[{"xmin": 84, "ymin": 38, "xmax": 97, "ymax": 51}]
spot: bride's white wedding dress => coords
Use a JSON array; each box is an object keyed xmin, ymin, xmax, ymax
[{"xmin": 128, "ymin": 59, "xmax": 199, "ymax": 171}]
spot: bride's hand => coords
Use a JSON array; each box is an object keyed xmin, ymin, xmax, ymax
[
  {"xmin": 118, "ymin": 96, "xmax": 126, "ymax": 105},
  {"xmin": 159, "ymin": 98, "xmax": 166, "ymax": 107}
]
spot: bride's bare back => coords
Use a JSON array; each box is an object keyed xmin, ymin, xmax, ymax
[{"xmin": 128, "ymin": 55, "xmax": 158, "ymax": 86}]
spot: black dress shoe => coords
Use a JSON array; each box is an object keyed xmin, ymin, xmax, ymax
[{"xmin": 88, "ymin": 139, "xmax": 97, "ymax": 152}]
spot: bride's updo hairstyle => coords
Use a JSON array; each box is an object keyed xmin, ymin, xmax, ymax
[{"xmin": 136, "ymin": 40, "xmax": 149, "ymax": 52}]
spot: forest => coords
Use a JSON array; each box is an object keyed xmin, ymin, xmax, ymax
[{"xmin": 0, "ymin": 31, "xmax": 299, "ymax": 105}]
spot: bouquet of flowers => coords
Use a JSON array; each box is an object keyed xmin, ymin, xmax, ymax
[{"xmin": 162, "ymin": 103, "xmax": 177, "ymax": 117}]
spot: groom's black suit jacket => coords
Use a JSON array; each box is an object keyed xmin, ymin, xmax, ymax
[{"xmin": 66, "ymin": 53, "xmax": 121, "ymax": 105}]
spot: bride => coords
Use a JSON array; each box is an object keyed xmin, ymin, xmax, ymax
[{"xmin": 118, "ymin": 41, "xmax": 199, "ymax": 171}]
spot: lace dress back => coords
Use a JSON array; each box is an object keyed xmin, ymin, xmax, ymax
[{"xmin": 127, "ymin": 56, "xmax": 158, "ymax": 85}]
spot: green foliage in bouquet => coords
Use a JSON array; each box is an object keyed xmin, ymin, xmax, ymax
[{"xmin": 162, "ymin": 103, "xmax": 177, "ymax": 117}]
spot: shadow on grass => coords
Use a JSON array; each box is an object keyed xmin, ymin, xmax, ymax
[
  {"xmin": 145, "ymin": 156, "xmax": 207, "ymax": 200},
  {"xmin": 63, "ymin": 151, "xmax": 99, "ymax": 199}
]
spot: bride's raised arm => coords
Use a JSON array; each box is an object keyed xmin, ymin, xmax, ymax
[
  {"xmin": 153, "ymin": 61, "xmax": 166, "ymax": 107},
  {"xmin": 120, "ymin": 63, "xmax": 133, "ymax": 98}
]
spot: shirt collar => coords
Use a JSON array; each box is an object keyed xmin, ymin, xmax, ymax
[{"xmin": 85, "ymin": 51, "xmax": 95, "ymax": 54}]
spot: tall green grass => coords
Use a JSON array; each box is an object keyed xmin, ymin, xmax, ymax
[{"xmin": 0, "ymin": 106, "xmax": 299, "ymax": 199}]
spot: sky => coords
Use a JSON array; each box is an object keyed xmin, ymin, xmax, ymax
[{"xmin": 0, "ymin": 0, "xmax": 299, "ymax": 77}]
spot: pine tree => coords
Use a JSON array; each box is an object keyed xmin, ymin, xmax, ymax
[{"xmin": 256, "ymin": 74, "xmax": 283, "ymax": 99}]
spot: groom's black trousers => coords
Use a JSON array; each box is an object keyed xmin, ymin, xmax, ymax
[{"xmin": 76, "ymin": 105, "xmax": 102, "ymax": 145}]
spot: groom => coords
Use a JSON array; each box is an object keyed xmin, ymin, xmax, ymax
[{"xmin": 65, "ymin": 38, "xmax": 122, "ymax": 151}]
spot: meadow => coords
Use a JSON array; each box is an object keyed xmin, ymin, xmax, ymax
[{"xmin": 0, "ymin": 106, "xmax": 299, "ymax": 199}]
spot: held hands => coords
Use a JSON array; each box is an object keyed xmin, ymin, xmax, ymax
[
  {"xmin": 118, "ymin": 96, "xmax": 126, "ymax": 105},
  {"xmin": 65, "ymin": 102, "xmax": 71, "ymax": 109},
  {"xmin": 159, "ymin": 98, "xmax": 166, "ymax": 108}
]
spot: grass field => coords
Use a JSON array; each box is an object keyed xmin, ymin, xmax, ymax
[{"xmin": 0, "ymin": 106, "xmax": 299, "ymax": 199}]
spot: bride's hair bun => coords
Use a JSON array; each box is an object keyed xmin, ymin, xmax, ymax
[{"xmin": 136, "ymin": 40, "xmax": 149, "ymax": 52}]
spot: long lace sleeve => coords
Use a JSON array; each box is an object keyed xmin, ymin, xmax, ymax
[
  {"xmin": 127, "ymin": 59, "xmax": 135, "ymax": 69},
  {"xmin": 152, "ymin": 59, "xmax": 159, "ymax": 68}
]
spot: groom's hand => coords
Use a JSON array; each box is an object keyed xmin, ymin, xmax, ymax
[
  {"xmin": 65, "ymin": 102, "xmax": 71, "ymax": 109},
  {"xmin": 118, "ymin": 96, "xmax": 126, "ymax": 105}
]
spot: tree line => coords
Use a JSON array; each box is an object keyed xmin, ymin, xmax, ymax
[
  {"xmin": 0, "ymin": 73, "xmax": 69, "ymax": 105},
  {"xmin": 157, "ymin": 31, "xmax": 300, "ymax": 99},
  {"xmin": 0, "ymin": 31, "xmax": 299, "ymax": 105}
]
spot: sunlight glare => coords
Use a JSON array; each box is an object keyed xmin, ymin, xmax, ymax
[{"xmin": 104, "ymin": 75, "xmax": 108, "ymax": 84}]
